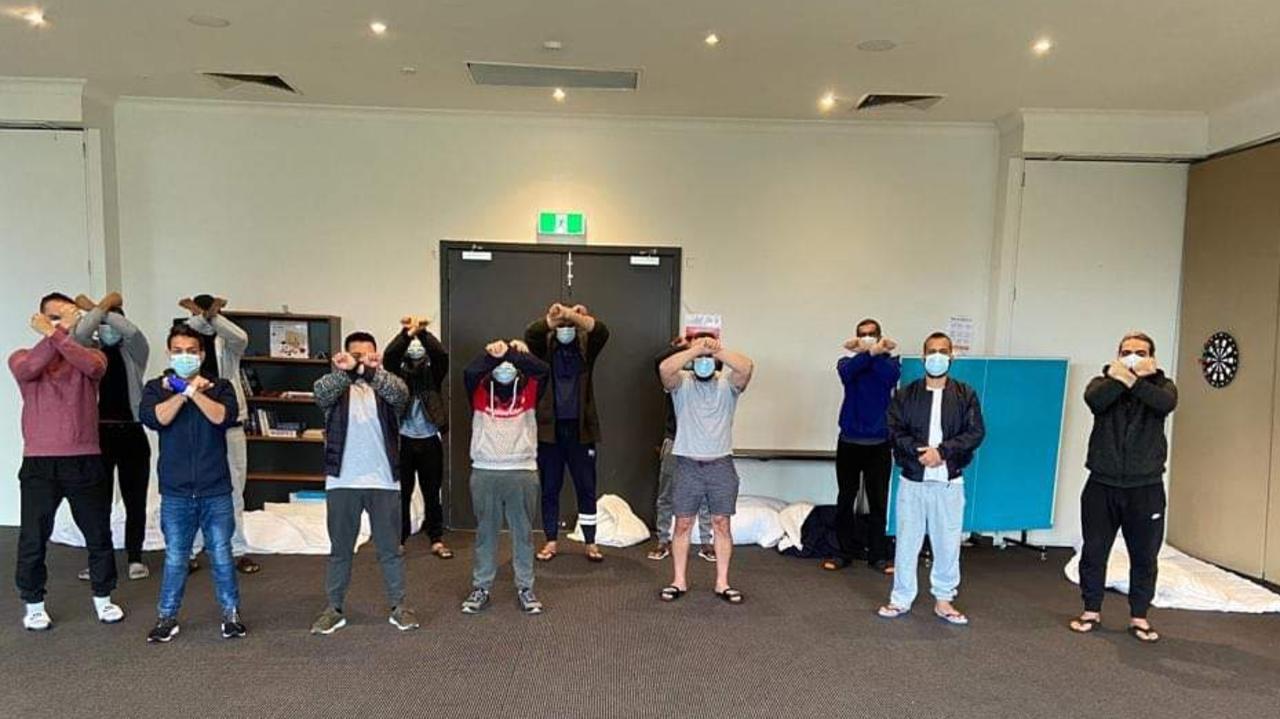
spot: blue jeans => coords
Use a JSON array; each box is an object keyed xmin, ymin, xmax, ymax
[
  {"xmin": 890, "ymin": 480, "xmax": 965, "ymax": 608},
  {"xmin": 158, "ymin": 493, "xmax": 239, "ymax": 618}
]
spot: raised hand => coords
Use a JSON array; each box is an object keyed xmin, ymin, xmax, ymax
[
  {"xmin": 509, "ymin": 339, "xmax": 530, "ymax": 354},
  {"xmin": 333, "ymin": 352, "xmax": 357, "ymax": 371},
  {"xmin": 570, "ymin": 304, "xmax": 590, "ymax": 317},
  {"xmin": 30, "ymin": 313, "xmax": 56, "ymax": 337},
  {"xmin": 880, "ymin": 337, "xmax": 898, "ymax": 353},
  {"xmin": 205, "ymin": 297, "xmax": 227, "ymax": 318},
  {"xmin": 178, "ymin": 298, "xmax": 202, "ymax": 316},
  {"xmin": 75, "ymin": 294, "xmax": 96, "ymax": 312},
  {"xmin": 547, "ymin": 303, "xmax": 568, "ymax": 323},
  {"xmin": 362, "ymin": 352, "xmax": 383, "ymax": 370},
  {"xmin": 486, "ymin": 340, "xmax": 509, "ymax": 358},
  {"xmin": 99, "ymin": 292, "xmax": 123, "ymax": 311},
  {"xmin": 1108, "ymin": 359, "xmax": 1137, "ymax": 388},
  {"xmin": 1133, "ymin": 357, "xmax": 1157, "ymax": 377}
]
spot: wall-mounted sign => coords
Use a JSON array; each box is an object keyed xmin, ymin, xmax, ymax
[
  {"xmin": 1201, "ymin": 331, "xmax": 1239, "ymax": 389},
  {"xmin": 538, "ymin": 211, "xmax": 586, "ymax": 238}
]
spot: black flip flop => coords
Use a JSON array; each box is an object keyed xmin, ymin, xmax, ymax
[
  {"xmin": 1127, "ymin": 624, "xmax": 1161, "ymax": 643},
  {"xmin": 715, "ymin": 587, "xmax": 744, "ymax": 604},
  {"xmin": 659, "ymin": 586, "xmax": 687, "ymax": 602}
]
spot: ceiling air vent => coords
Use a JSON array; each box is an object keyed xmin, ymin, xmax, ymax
[
  {"xmin": 467, "ymin": 62, "xmax": 639, "ymax": 90},
  {"xmin": 202, "ymin": 72, "xmax": 299, "ymax": 94},
  {"xmin": 854, "ymin": 93, "xmax": 944, "ymax": 111}
]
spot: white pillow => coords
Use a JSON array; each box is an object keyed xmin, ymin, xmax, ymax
[
  {"xmin": 776, "ymin": 502, "xmax": 816, "ymax": 553},
  {"xmin": 683, "ymin": 495, "xmax": 786, "ymax": 547},
  {"xmin": 567, "ymin": 494, "xmax": 651, "ymax": 547}
]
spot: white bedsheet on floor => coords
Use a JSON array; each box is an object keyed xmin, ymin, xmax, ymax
[
  {"xmin": 50, "ymin": 495, "xmax": 423, "ymax": 556},
  {"xmin": 1063, "ymin": 541, "xmax": 1280, "ymax": 613}
]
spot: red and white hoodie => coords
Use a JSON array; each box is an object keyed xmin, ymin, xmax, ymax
[{"xmin": 470, "ymin": 377, "xmax": 541, "ymax": 471}]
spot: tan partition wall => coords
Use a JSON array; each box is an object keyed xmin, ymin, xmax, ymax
[{"xmin": 1171, "ymin": 142, "xmax": 1280, "ymax": 579}]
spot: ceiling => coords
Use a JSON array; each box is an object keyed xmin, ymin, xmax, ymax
[{"xmin": 2, "ymin": 0, "xmax": 1279, "ymax": 123}]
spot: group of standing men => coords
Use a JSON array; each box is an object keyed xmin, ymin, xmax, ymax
[
  {"xmin": 818, "ymin": 319, "xmax": 1175, "ymax": 640},
  {"xmin": 11, "ymin": 288, "xmax": 1176, "ymax": 642}
]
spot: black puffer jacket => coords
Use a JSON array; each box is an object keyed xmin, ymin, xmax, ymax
[
  {"xmin": 888, "ymin": 378, "xmax": 985, "ymax": 481},
  {"xmin": 1084, "ymin": 367, "xmax": 1177, "ymax": 487}
]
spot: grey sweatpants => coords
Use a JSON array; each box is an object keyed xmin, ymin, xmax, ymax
[
  {"xmin": 325, "ymin": 488, "xmax": 405, "ymax": 610},
  {"xmin": 470, "ymin": 468, "xmax": 539, "ymax": 591}
]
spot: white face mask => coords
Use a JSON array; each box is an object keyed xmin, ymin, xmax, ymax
[
  {"xmin": 858, "ymin": 335, "xmax": 878, "ymax": 348},
  {"xmin": 406, "ymin": 339, "xmax": 426, "ymax": 360},
  {"xmin": 1120, "ymin": 352, "xmax": 1143, "ymax": 369}
]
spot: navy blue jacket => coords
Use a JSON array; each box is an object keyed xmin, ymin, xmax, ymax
[
  {"xmin": 887, "ymin": 378, "xmax": 985, "ymax": 482},
  {"xmin": 837, "ymin": 352, "xmax": 901, "ymax": 442},
  {"xmin": 139, "ymin": 376, "xmax": 239, "ymax": 498}
]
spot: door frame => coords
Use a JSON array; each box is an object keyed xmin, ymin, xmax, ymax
[{"xmin": 438, "ymin": 239, "xmax": 683, "ymax": 529}]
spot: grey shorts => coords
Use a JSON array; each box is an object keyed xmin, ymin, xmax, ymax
[{"xmin": 672, "ymin": 456, "xmax": 739, "ymax": 517}]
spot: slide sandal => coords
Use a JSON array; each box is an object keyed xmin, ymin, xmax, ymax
[
  {"xmin": 715, "ymin": 587, "xmax": 744, "ymax": 605},
  {"xmin": 659, "ymin": 586, "xmax": 687, "ymax": 602}
]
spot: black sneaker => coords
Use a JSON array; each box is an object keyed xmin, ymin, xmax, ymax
[
  {"xmin": 221, "ymin": 610, "xmax": 247, "ymax": 639},
  {"xmin": 147, "ymin": 617, "xmax": 180, "ymax": 643}
]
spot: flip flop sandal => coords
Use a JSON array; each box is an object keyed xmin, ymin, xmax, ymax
[
  {"xmin": 877, "ymin": 605, "xmax": 909, "ymax": 619},
  {"xmin": 820, "ymin": 558, "xmax": 849, "ymax": 571},
  {"xmin": 586, "ymin": 549, "xmax": 605, "ymax": 563},
  {"xmin": 1069, "ymin": 616, "xmax": 1101, "ymax": 634},
  {"xmin": 659, "ymin": 586, "xmax": 687, "ymax": 602},
  {"xmin": 536, "ymin": 548, "xmax": 557, "ymax": 562},
  {"xmin": 1127, "ymin": 625, "xmax": 1161, "ymax": 643},
  {"xmin": 431, "ymin": 545, "xmax": 455, "ymax": 560},
  {"xmin": 716, "ymin": 587, "xmax": 745, "ymax": 604},
  {"xmin": 934, "ymin": 609, "xmax": 970, "ymax": 626}
]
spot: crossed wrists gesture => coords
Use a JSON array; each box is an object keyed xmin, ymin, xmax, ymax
[
  {"xmin": 333, "ymin": 351, "xmax": 382, "ymax": 375},
  {"xmin": 486, "ymin": 339, "xmax": 529, "ymax": 358}
]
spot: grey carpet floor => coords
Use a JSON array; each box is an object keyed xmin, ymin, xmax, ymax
[{"xmin": 1, "ymin": 528, "xmax": 1278, "ymax": 719}]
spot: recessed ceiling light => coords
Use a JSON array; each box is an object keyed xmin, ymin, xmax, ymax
[
  {"xmin": 704, "ymin": 32, "xmax": 720, "ymax": 47},
  {"xmin": 543, "ymin": 40, "xmax": 563, "ymax": 51},
  {"xmin": 552, "ymin": 87, "xmax": 566, "ymax": 102},
  {"xmin": 819, "ymin": 91, "xmax": 838, "ymax": 112},
  {"xmin": 370, "ymin": 20, "xmax": 388, "ymax": 35},
  {"xmin": 400, "ymin": 66, "xmax": 417, "ymax": 75},
  {"xmin": 21, "ymin": 9, "xmax": 47, "ymax": 27},
  {"xmin": 188, "ymin": 14, "xmax": 230, "ymax": 28},
  {"xmin": 1032, "ymin": 37, "xmax": 1054, "ymax": 55},
  {"xmin": 856, "ymin": 39, "xmax": 897, "ymax": 52}
]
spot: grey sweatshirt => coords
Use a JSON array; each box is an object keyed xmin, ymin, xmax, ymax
[
  {"xmin": 73, "ymin": 308, "xmax": 150, "ymax": 422},
  {"xmin": 186, "ymin": 314, "xmax": 250, "ymax": 422}
]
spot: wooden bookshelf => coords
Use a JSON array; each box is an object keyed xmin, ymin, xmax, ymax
[
  {"xmin": 242, "ymin": 356, "xmax": 330, "ymax": 365},
  {"xmin": 246, "ymin": 396, "xmax": 316, "ymax": 405},
  {"xmin": 247, "ymin": 435, "xmax": 325, "ymax": 444},
  {"xmin": 247, "ymin": 472, "xmax": 325, "ymax": 484}
]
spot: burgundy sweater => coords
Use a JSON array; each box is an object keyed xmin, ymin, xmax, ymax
[{"xmin": 8, "ymin": 328, "xmax": 107, "ymax": 457}]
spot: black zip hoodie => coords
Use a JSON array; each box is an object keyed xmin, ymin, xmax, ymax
[{"xmin": 1084, "ymin": 366, "xmax": 1177, "ymax": 488}]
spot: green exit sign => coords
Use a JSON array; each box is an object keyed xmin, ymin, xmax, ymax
[{"xmin": 538, "ymin": 211, "xmax": 586, "ymax": 237}]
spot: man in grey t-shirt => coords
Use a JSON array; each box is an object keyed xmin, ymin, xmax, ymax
[{"xmin": 657, "ymin": 335, "xmax": 754, "ymax": 605}]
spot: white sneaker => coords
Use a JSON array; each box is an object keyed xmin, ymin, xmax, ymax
[
  {"xmin": 23, "ymin": 610, "xmax": 52, "ymax": 631},
  {"xmin": 77, "ymin": 568, "xmax": 90, "ymax": 581},
  {"xmin": 96, "ymin": 601, "xmax": 125, "ymax": 624},
  {"xmin": 128, "ymin": 562, "xmax": 150, "ymax": 580}
]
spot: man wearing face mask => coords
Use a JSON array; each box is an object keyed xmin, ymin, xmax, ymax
[
  {"xmin": 179, "ymin": 296, "xmax": 259, "ymax": 575},
  {"xmin": 657, "ymin": 334, "xmax": 754, "ymax": 605},
  {"xmin": 524, "ymin": 302, "xmax": 610, "ymax": 563},
  {"xmin": 460, "ymin": 339, "xmax": 550, "ymax": 615},
  {"xmin": 384, "ymin": 315, "xmax": 451, "ymax": 558},
  {"xmin": 1071, "ymin": 332, "xmax": 1177, "ymax": 644},
  {"xmin": 878, "ymin": 332, "xmax": 985, "ymax": 625},
  {"xmin": 72, "ymin": 292, "xmax": 152, "ymax": 581},
  {"xmin": 828, "ymin": 318, "xmax": 901, "ymax": 574},
  {"xmin": 139, "ymin": 326, "xmax": 245, "ymax": 642},
  {"xmin": 10, "ymin": 292, "xmax": 123, "ymax": 631},
  {"xmin": 310, "ymin": 332, "xmax": 417, "ymax": 635}
]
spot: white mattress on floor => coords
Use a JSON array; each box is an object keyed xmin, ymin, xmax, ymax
[
  {"xmin": 1063, "ymin": 541, "xmax": 1280, "ymax": 613},
  {"xmin": 50, "ymin": 494, "xmax": 424, "ymax": 556}
]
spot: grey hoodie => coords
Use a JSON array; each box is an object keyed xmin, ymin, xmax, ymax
[{"xmin": 73, "ymin": 308, "xmax": 150, "ymax": 422}]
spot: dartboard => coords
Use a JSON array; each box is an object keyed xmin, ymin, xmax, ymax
[{"xmin": 1201, "ymin": 332, "xmax": 1239, "ymax": 388}]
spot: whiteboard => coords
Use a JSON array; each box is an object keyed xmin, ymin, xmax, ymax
[{"xmin": 0, "ymin": 129, "xmax": 92, "ymax": 526}]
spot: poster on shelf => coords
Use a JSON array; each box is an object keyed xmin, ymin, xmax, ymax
[
  {"xmin": 684, "ymin": 313, "xmax": 722, "ymax": 339},
  {"xmin": 269, "ymin": 320, "xmax": 310, "ymax": 358}
]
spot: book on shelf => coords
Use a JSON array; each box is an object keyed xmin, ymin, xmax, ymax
[
  {"xmin": 265, "ymin": 429, "xmax": 300, "ymax": 439},
  {"xmin": 301, "ymin": 428, "xmax": 325, "ymax": 440},
  {"xmin": 280, "ymin": 390, "xmax": 315, "ymax": 400},
  {"xmin": 290, "ymin": 490, "xmax": 327, "ymax": 503},
  {"xmin": 269, "ymin": 320, "xmax": 310, "ymax": 358},
  {"xmin": 239, "ymin": 366, "xmax": 263, "ymax": 397}
]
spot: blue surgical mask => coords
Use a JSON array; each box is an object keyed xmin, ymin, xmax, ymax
[
  {"xmin": 98, "ymin": 324, "xmax": 122, "ymax": 347},
  {"xmin": 170, "ymin": 353, "xmax": 202, "ymax": 378},
  {"xmin": 924, "ymin": 352, "xmax": 951, "ymax": 378},
  {"xmin": 555, "ymin": 326, "xmax": 576, "ymax": 344},
  {"xmin": 692, "ymin": 356, "xmax": 717, "ymax": 379},
  {"xmin": 406, "ymin": 339, "xmax": 426, "ymax": 360},
  {"xmin": 491, "ymin": 361, "xmax": 518, "ymax": 385}
]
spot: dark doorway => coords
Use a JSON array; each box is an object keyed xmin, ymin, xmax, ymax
[{"xmin": 440, "ymin": 241, "xmax": 681, "ymax": 531}]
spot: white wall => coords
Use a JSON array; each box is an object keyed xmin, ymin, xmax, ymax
[
  {"xmin": 1008, "ymin": 161, "xmax": 1187, "ymax": 547},
  {"xmin": 0, "ymin": 129, "xmax": 95, "ymax": 525},
  {"xmin": 114, "ymin": 99, "xmax": 998, "ymax": 475}
]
